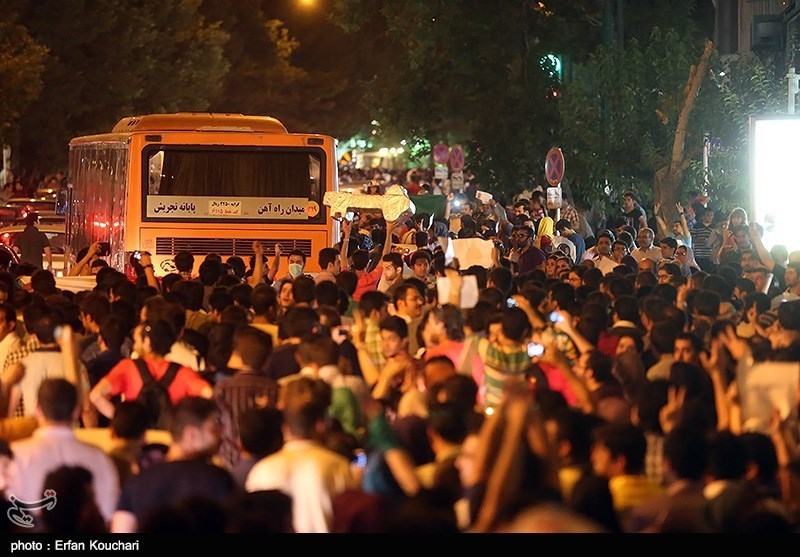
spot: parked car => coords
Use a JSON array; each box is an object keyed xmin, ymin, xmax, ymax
[
  {"xmin": 0, "ymin": 223, "xmax": 67, "ymax": 276},
  {"xmin": 12, "ymin": 210, "xmax": 65, "ymax": 228},
  {"xmin": 4, "ymin": 197, "xmax": 57, "ymax": 217}
]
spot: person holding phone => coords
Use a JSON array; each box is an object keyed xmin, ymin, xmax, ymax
[
  {"xmin": 13, "ymin": 212, "xmax": 52, "ymax": 272},
  {"xmin": 69, "ymin": 241, "xmax": 104, "ymax": 276}
]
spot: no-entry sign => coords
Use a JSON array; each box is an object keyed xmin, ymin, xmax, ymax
[
  {"xmin": 545, "ymin": 147, "xmax": 565, "ymax": 186},
  {"xmin": 449, "ymin": 145, "xmax": 465, "ymax": 172},
  {"xmin": 433, "ymin": 144, "xmax": 450, "ymax": 165}
]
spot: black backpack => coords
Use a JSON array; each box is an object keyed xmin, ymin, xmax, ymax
[{"xmin": 133, "ymin": 359, "xmax": 181, "ymax": 429}]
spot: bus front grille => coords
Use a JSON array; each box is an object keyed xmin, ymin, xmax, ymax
[{"xmin": 155, "ymin": 237, "xmax": 313, "ymax": 258}]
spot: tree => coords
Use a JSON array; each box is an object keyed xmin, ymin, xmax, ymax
[
  {"xmin": 15, "ymin": 0, "xmax": 229, "ymax": 171},
  {"xmin": 652, "ymin": 39, "xmax": 713, "ymax": 237},
  {"xmin": 557, "ymin": 27, "xmax": 704, "ymax": 213},
  {"xmin": 332, "ymin": 0, "xmax": 602, "ymax": 198},
  {"xmin": 0, "ymin": 19, "xmax": 48, "ymax": 148},
  {"xmin": 202, "ymin": 0, "xmax": 368, "ymax": 139},
  {"xmin": 685, "ymin": 51, "xmax": 787, "ymax": 217}
]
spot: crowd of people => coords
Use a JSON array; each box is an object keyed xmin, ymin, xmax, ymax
[{"xmin": 0, "ymin": 177, "xmax": 800, "ymax": 534}]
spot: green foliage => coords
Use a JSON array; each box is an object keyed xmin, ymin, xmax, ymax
[
  {"xmin": 204, "ymin": 1, "xmax": 358, "ymax": 137},
  {"xmin": 333, "ymin": 0, "xmax": 602, "ymax": 198},
  {"xmin": 557, "ymin": 27, "xmax": 703, "ymax": 211},
  {"xmin": 0, "ymin": 20, "xmax": 48, "ymax": 145},
  {"xmin": 15, "ymin": 0, "xmax": 230, "ymax": 170},
  {"xmin": 687, "ymin": 51, "xmax": 786, "ymax": 212}
]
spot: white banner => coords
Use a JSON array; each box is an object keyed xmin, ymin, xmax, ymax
[{"xmin": 146, "ymin": 195, "xmax": 310, "ymax": 220}]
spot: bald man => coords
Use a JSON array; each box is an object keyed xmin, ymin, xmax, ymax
[{"xmin": 630, "ymin": 228, "xmax": 663, "ymax": 264}]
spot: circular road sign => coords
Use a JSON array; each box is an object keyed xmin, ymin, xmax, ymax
[
  {"xmin": 433, "ymin": 144, "xmax": 450, "ymax": 165},
  {"xmin": 545, "ymin": 147, "xmax": 565, "ymax": 187},
  {"xmin": 449, "ymin": 145, "xmax": 465, "ymax": 172}
]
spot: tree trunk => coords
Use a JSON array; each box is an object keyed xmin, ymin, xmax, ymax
[{"xmin": 653, "ymin": 40, "xmax": 714, "ymax": 238}]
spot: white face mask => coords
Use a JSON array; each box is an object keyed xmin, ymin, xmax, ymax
[{"xmin": 288, "ymin": 263, "xmax": 304, "ymax": 277}]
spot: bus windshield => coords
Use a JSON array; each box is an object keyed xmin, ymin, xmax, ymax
[{"xmin": 144, "ymin": 146, "xmax": 325, "ymax": 224}]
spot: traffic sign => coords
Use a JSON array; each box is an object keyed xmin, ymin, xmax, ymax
[
  {"xmin": 545, "ymin": 147, "xmax": 565, "ymax": 186},
  {"xmin": 450, "ymin": 171, "xmax": 464, "ymax": 190},
  {"xmin": 433, "ymin": 144, "xmax": 450, "ymax": 165},
  {"xmin": 449, "ymin": 145, "xmax": 465, "ymax": 172}
]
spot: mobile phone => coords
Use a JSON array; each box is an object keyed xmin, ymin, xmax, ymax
[
  {"xmin": 54, "ymin": 325, "xmax": 65, "ymax": 342},
  {"xmin": 133, "ymin": 250, "xmax": 142, "ymax": 260},
  {"xmin": 98, "ymin": 242, "xmax": 111, "ymax": 256},
  {"xmin": 527, "ymin": 342, "xmax": 544, "ymax": 358},
  {"xmin": 549, "ymin": 311, "xmax": 564, "ymax": 323},
  {"xmin": 507, "ymin": 298, "xmax": 519, "ymax": 308},
  {"xmin": 351, "ymin": 449, "xmax": 367, "ymax": 470}
]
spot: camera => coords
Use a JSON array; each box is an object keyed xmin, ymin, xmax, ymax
[
  {"xmin": 506, "ymin": 298, "xmax": 519, "ymax": 308},
  {"xmin": 527, "ymin": 342, "xmax": 544, "ymax": 358},
  {"xmin": 133, "ymin": 251, "xmax": 143, "ymax": 260}
]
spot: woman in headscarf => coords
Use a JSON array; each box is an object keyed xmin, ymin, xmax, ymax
[
  {"xmin": 535, "ymin": 216, "xmax": 555, "ymax": 253},
  {"xmin": 675, "ymin": 244, "xmax": 700, "ymax": 274}
]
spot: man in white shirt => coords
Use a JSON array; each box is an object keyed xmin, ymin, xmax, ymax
[
  {"xmin": 9, "ymin": 379, "xmax": 119, "ymax": 525},
  {"xmin": 583, "ymin": 231, "xmax": 619, "ymax": 275},
  {"xmin": 631, "ymin": 228, "xmax": 663, "ymax": 264},
  {"xmin": 246, "ymin": 376, "xmax": 357, "ymax": 533}
]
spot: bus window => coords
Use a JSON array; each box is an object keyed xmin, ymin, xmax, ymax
[{"xmin": 143, "ymin": 147, "xmax": 325, "ymax": 224}]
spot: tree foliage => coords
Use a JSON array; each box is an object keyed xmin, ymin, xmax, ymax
[
  {"xmin": 15, "ymin": 0, "xmax": 229, "ymax": 171},
  {"xmin": 557, "ymin": 27, "xmax": 703, "ymax": 211},
  {"xmin": 333, "ymin": 0, "xmax": 603, "ymax": 197},
  {"xmin": 0, "ymin": 18, "xmax": 48, "ymax": 145},
  {"xmin": 687, "ymin": 51, "xmax": 786, "ymax": 212},
  {"xmin": 202, "ymin": 0, "xmax": 358, "ymax": 137}
]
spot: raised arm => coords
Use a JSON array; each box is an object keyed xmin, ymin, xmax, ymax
[
  {"xmin": 654, "ymin": 202, "xmax": 669, "ymax": 239},
  {"xmin": 247, "ymin": 241, "xmax": 264, "ymax": 287},
  {"xmin": 748, "ymin": 222, "xmax": 775, "ymax": 271},
  {"xmin": 383, "ymin": 219, "xmax": 396, "ymax": 257},
  {"xmin": 69, "ymin": 242, "xmax": 99, "ymax": 276},
  {"xmin": 138, "ymin": 252, "xmax": 159, "ymax": 290},
  {"xmin": 350, "ymin": 310, "xmax": 380, "ymax": 387},
  {"xmin": 676, "ymin": 202, "xmax": 691, "ymax": 238},
  {"xmin": 339, "ymin": 218, "xmax": 353, "ymax": 271},
  {"xmin": 267, "ymin": 243, "xmax": 281, "ymax": 282}
]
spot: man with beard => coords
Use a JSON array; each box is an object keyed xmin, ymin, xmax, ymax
[
  {"xmin": 377, "ymin": 252, "xmax": 405, "ymax": 298},
  {"xmin": 509, "ymin": 224, "xmax": 546, "ymax": 276}
]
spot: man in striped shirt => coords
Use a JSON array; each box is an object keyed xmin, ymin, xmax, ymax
[
  {"xmin": 690, "ymin": 207, "xmax": 719, "ymax": 272},
  {"xmin": 480, "ymin": 307, "xmax": 533, "ymax": 410}
]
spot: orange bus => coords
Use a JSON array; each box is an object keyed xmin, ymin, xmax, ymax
[{"xmin": 64, "ymin": 113, "xmax": 338, "ymax": 277}]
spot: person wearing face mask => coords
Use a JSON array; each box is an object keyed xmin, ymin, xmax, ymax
[{"xmin": 284, "ymin": 249, "xmax": 308, "ymax": 281}]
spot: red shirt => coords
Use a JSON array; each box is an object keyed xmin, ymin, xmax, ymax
[
  {"xmin": 104, "ymin": 357, "xmax": 211, "ymax": 404},
  {"xmin": 406, "ymin": 182, "xmax": 421, "ymax": 196},
  {"xmin": 353, "ymin": 266, "xmax": 383, "ymax": 302}
]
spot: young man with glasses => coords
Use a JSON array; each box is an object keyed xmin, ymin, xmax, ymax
[{"xmin": 509, "ymin": 225, "xmax": 546, "ymax": 276}]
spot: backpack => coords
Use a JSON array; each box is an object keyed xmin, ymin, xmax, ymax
[{"xmin": 133, "ymin": 359, "xmax": 181, "ymax": 429}]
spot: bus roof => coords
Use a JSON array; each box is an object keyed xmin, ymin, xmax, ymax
[{"xmin": 110, "ymin": 113, "xmax": 288, "ymax": 134}]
